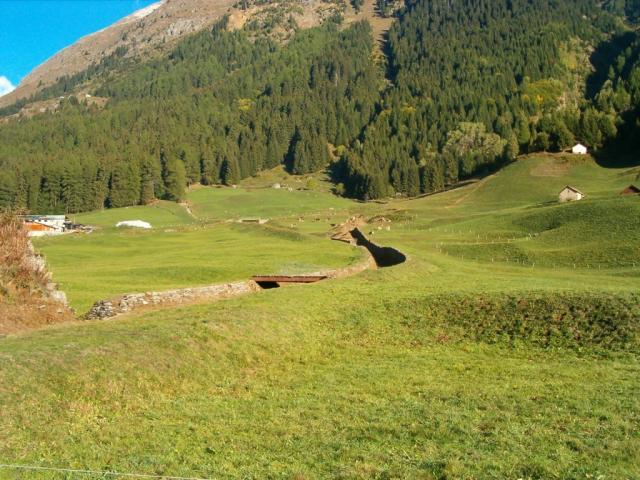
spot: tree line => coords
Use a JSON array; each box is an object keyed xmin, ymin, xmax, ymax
[{"xmin": 0, "ymin": 17, "xmax": 380, "ymax": 212}]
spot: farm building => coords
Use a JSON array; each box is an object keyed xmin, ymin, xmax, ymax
[
  {"xmin": 571, "ymin": 143, "xmax": 588, "ymax": 155},
  {"xmin": 20, "ymin": 215, "xmax": 67, "ymax": 237},
  {"xmin": 22, "ymin": 221, "xmax": 60, "ymax": 237},
  {"xmin": 559, "ymin": 186, "xmax": 585, "ymax": 202},
  {"xmin": 620, "ymin": 185, "xmax": 640, "ymax": 195}
]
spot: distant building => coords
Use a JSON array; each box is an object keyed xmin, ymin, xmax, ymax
[
  {"xmin": 20, "ymin": 215, "xmax": 67, "ymax": 237},
  {"xmin": 23, "ymin": 221, "xmax": 59, "ymax": 237},
  {"xmin": 571, "ymin": 143, "xmax": 588, "ymax": 155},
  {"xmin": 620, "ymin": 185, "xmax": 640, "ymax": 196},
  {"xmin": 559, "ymin": 185, "xmax": 585, "ymax": 202}
]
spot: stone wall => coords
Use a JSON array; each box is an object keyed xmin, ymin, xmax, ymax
[
  {"xmin": 314, "ymin": 246, "xmax": 377, "ymax": 279},
  {"xmin": 26, "ymin": 241, "xmax": 68, "ymax": 306},
  {"xmin": 86, "ymin": 281, "xmax": 261, "ymax": 320}
]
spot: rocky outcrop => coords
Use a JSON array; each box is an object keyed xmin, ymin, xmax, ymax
[
  {"xmin": 26, "ymin": 242, "xmax": 68, "ymax": 306},
  {"xmin": 0, "ymin": 215, "xmax": 73, "ymax": 334},
  {"xmin": 330, "ymin": 215, "xmax": 367, "ymax": 243}
]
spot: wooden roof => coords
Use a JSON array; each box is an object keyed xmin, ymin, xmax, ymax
[
  {"xmin": 251, "ymin": 275, "xmax": 327, "ymax": 283},
  {"xmin": 559, "ymin": 185, "xmax": 584, "ymax": 195},
  {"xmin": 621, "ymin": 185, "xmax": 640, "ymax": 195},
  {"xmin": 23, "ymin": 221, "xmax": 57, "ymax": 231}
]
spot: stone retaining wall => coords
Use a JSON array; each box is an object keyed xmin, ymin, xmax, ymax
[
  {"xmin": 315, "ymin": 246, "xmax": 377, "ymax": 279},
  {"xmin": 86, "ymin": 281, "xmax": 261, "ymax": 320},
  {"xmin": 26, "ymin": 241, "xmax": 68, "ymax": 306}
]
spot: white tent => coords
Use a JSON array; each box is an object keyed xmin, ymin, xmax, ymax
[{"xmin": 116, "ymin": 220, "xmax": 152, "ymax": 229}]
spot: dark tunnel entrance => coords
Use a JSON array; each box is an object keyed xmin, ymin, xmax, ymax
[{"xmin": 255, "ymin": 281, "xmax": 281, "ymax": 289}]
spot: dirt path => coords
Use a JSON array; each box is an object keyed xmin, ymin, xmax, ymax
[
  {"xmin": 344, "ymin": 0, "xmax": 394, "ymax": 55},
  {"xmin": 445, "ymin": 173, "xmax": 498, "ymax": 209},
  {"xmin": 180, "ymin": 201, "xmax": 196, "ymax": 219}
]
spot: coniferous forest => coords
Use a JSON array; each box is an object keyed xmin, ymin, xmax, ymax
[{"xmin": 0, "ymin": 0, "xmax": 639, "ymax": 211}]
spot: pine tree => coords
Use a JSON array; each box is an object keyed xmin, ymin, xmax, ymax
[
  {"xmin": 108, "ymin": 160, "xmax": 141, "ymax": 208},
  {"xmin": 221, "ymin": 157, "xmax": 240, "ymax": 186},
  {"xmin": 163, "ymin": 157, "xmax": 187, "ymax": 201},
  {"xmin": 140, "ymin": 155, "xmax": 160, "ymax": 204}
]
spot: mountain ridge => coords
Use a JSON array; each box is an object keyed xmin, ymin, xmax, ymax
[
  {"xmin": 0, "ymin": 0, "xmax": 236, "ymax": 107},
  {"xmin": 2, "ymin": 0, "xmax": 374, "ymax": 110}
]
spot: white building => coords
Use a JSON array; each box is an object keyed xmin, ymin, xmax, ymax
[
  {"xmin": 571, "ymin": 143, "xmax": 588, "ymax": 155},
  {"xmin": 559, "ymin": 185, "xmax": 585, "ymax": 202}
]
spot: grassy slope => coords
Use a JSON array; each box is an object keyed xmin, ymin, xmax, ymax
[
  {"xmin": 2, "ymin": 155, "xmax": 640, "ymax": 478},
  {"xmin": 71, "ymin": 200, "xmax": 195, "ymax": 228},
  {"xmin": 187, "ymin": 185, "xmax": 356, "ymax": 221}
]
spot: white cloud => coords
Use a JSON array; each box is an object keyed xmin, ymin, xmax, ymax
[{"xmin": 0, "ymin": 76, "xmax": 16, "ymax": 97}]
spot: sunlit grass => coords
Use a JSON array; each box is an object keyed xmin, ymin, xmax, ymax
[{"xmin": 3, "ymin": 154, "xmax": 639, "ymax": 478}]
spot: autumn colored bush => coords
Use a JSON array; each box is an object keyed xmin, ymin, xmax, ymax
[{"xmin": 0, "ymin": 212, "xmax": 73, "ymax": 334}]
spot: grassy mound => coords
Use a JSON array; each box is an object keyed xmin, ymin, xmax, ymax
[
  {"xmin": 441, "ymin": 197, "xmax": 640, "ymax": 268},
  {"xmin": 395, "ymin": 292, "xmax": 640, "ymax": 351}
]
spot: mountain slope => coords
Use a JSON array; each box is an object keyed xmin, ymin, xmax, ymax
[
  {"xmin": 0, "ymin": 0, "xmax": 638, "ymax": 213},
  {"xmin": 0, "ymin": 0, "xmax": 235, "ymax": 108},
  {"xmin": 0, "ymin": 0, "xmax": 361, "ymax": 110}
]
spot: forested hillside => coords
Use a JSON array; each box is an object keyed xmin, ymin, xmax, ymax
[
  {"xmin": 338, "ymin": 0, "xmax": 640, "ymax": 198},
  {"xmin": 0, "ymin": 0, "xmax": 639, "ymax": 211},
  {"xmin": 0, "ymin": 17, "xmax": 379, "ymax": 212}
]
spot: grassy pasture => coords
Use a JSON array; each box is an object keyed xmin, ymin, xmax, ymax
[
  {"xmin": 431, "ymin": 197, "xmax": 640, "ymax": 268},
  {"xmin": 187, "ymin": 185, "xmax": 356, "ymax": 222},
  {"xmin": 34, "ymin": 221, "xmax": 363, "ymax": 313},
  {"xmin": 72, "ymin": 200, "xmax": 194, "ymax": 228},
  {"xmin": 0, "ymin": 275, "xmax": 638, "ymax": 478},
  {"xmin": 3, "ymin": 154, "xmax": 640, "ymax": 478},
  {"xmin": 425, "ymin": 154, "xmax": 639, "ymax": 213}
]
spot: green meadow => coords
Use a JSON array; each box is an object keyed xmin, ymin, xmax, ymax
[
  {"xmin": 34, "ymin": 216, "xmax": 363, "ymax": 313},
  {"xmin": 2, "ymin": 155, "xmax": 640, "ymax": 478}
]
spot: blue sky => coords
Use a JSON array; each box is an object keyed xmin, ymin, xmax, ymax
[{"xmin": 0, "ymin": 0, "xmax": 158, "ymax": 96}]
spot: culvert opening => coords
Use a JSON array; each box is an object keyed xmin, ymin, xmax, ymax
[
  {"xmin": 255, "ymin": 281, "xmax": 281, "ymax": 289},
  {"xmin": 350, "ymin": 228, "xmax": 406, "ymax": 267}
]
